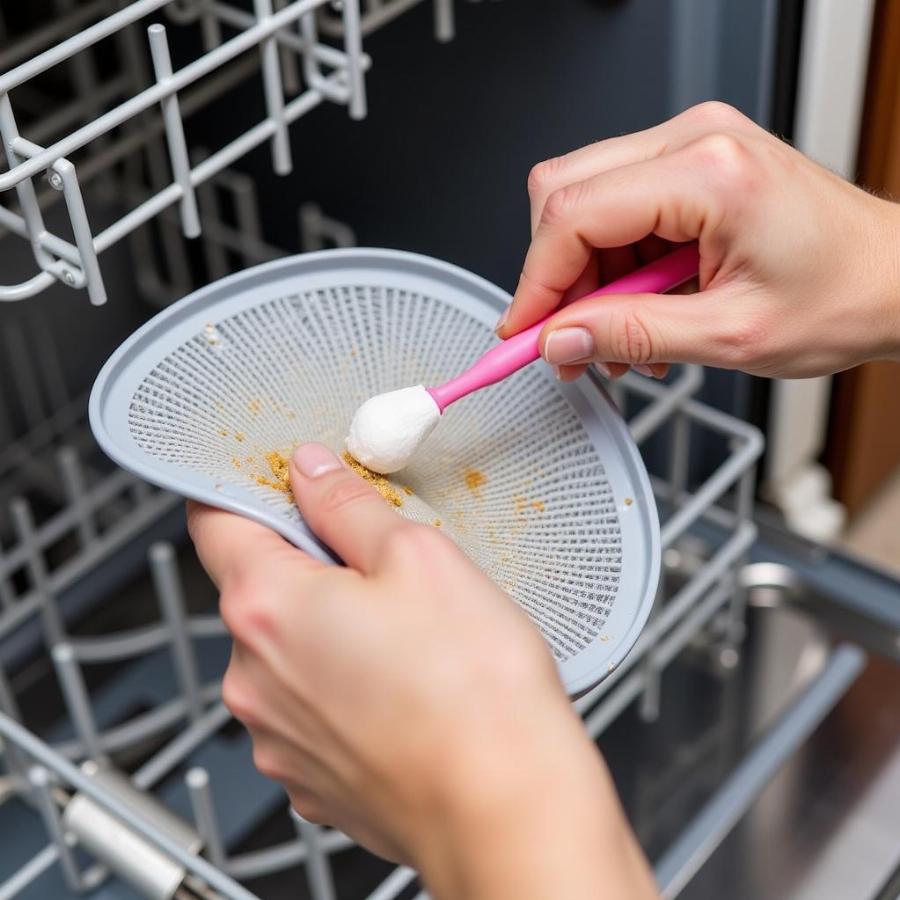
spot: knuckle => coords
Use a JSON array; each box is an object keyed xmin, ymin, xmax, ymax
[
  {"xmin": 527, "ymin": 157, "xmax": 562, "ymax": 197},
  {"xmin": 690, "ymin": 132, "xmax": 754, "ymax": 190},
  {"xmin": 540, "ymin": 183, "xmax": 583, "ymax": 229},
  {"xmin": 718, "ymin": 317, "xmax": 769, "ymax": 368},
  {"xmin": 251, "ymin": 744, "xmax": 287, "ymax": 783},
  {"xmin": 611, "ymin": 308, "xmax": 656, "ymax": 365},
  {"xmin": 219, "ymin": 583, "xmax": 274, "ymax": 644},
  {"xmin": 682, "ymin": 100, "xmax": 746, "ymax": 129},
  {"xmin": 221, "ymin": 667, "xmax": 261, "ymax": 728}
]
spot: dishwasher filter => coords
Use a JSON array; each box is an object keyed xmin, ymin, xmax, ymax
[{"xmin": 89, "ymin": 248, "xmax": 659, "ymax": 694}]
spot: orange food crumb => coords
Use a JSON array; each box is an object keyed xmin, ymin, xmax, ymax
[
  {"xmin": 218, "ymin": 428, "xmax": 228, "ymax": 437},
  {"xmin": 433, "ymin": 519, "xmax": 442, "ymax": 527},
  {"xmin": 234, "ymin": 431, "xmax": 245, "ymax": 442},
  {"xmin": 252, "ymin": 450, "xmax": 291, "ymax": 494},
  {"xmin": 531, "ymin": 500, "xmax": 545, "ymax": 512},
  {"xmin": 402, "ymin": 485, "xmax": 414, "ymax": 496},
  {"xmin": 342, "ymin": 451, "xmax": 404, "ymax": 507},
  {"xmin": 464, "ymin": 468, "xmax": 487, "ymax": 497},
  {"xmin": 248, "ymin": 400, "xmax": 261, "ymax": 415}
]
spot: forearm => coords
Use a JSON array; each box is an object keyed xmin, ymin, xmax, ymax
[{"xmin": 413, "ymin": 713, "xmax": 658, "ymax": 900}]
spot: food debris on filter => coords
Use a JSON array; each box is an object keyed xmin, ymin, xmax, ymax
[
  {"xmin": 463, "ymin": 468, "xmax": 487, "ymax": 497},
  {"xmin": 514, "ymin": 495, "xmax": 546, "ymax": 515},
  {"xmin": 248, "ymin": 400, "xmax": 261, "ymax": 415},
  {"xmin": 342, "ymin": 451, "xmax": 405, "ymax": 507},
  {"xmin": 234, "ymin": 432, "xmax": 245, "ymax": 442},
  {"xmin": 218, "ymin": 428, "xmax": 228, "ymax": 437},
  {"xmin": 253, "ymin": 451, "xmax": 291, "ymax": 494},
  {"xmin": 433, "ymin": 519, "xmax": 442, "ymax": 528},
  {"xmin": 402, "ymin": 485, "xmax": 414, "ymax": 496}
]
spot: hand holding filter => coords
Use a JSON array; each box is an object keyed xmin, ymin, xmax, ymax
[{"xmin": 346, "ymin": 244, "xmax": 700, "ymax": 473}]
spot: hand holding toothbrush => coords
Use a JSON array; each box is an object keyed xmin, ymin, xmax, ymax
[{"xmin": 500, "ymin": 101, "xmax": 900, "ymax": 383}]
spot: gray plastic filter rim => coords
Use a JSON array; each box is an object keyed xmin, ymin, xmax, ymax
[{"xmin": 89, "ymin": 248, "xmax": 660, "ymax": 696}]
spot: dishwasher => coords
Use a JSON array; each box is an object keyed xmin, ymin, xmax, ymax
[{"xmin": 1, "ymin": 2, "xmax": 898, "ymax": 899}]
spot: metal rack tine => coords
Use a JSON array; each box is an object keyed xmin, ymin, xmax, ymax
[
  {"xmin": 253, "ymin": 0, "xmax": 293, "ymax": 174},
  {"xmin": 291, "ymin": 809, "xmax": 338, "ymax": 900},
  {"xmin": 9, "ymin": 497, "xmax": 66, "ymax": 644},
  {"xmin": 0, "ymin": 96, "xmax": 58, "ymax": 280},
  {"xmin": 148, "ymin": 23, "xmax": 202, "ymax": 240},
  {"xmin": 185, "ymin": 767, "xmax": 227, "ymax": 867},
  {"xmin": 433, "ymin": 0, "xmax": 453, "ymax": 42},
  {"xmin": 51, "ymin": 643, "xmax": 108, "ymax": 764},
  {"xmin": 117, "ymin": 7, "xmax": 195, "ymax": 297},
  {"xmin": 28, "ymin": 765, "xmax": 87, "ymax": 893},
  {"xmin": 200, "ymin": 0, "xmax": 224, "ymax": 50},
  {"xmin": 340, "ymin": 0, "xmax": 367, "ymax": 119},
  {"xmin": 0, "ymin": 666, "xmax": 29, "ymax": 785},
  {"xmin": 149, "ymin": 542, "xmax": 204, "ymax": 722},
  {"xmin": 273, "ymin": 0, "xmax": 301, "ymax": 93},
  {"xmin": 56, "ymin": 446, "xmax": 98, "ymax": 549}
]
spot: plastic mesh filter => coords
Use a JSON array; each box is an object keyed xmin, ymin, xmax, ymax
[{"xmin": 92, "ymin": 250, "xmax": 659, "ymax": 693}]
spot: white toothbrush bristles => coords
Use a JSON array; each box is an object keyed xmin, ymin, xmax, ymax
[{"xmin": 345, "ymin": 385, "xmax": 441, "ymax": 474}]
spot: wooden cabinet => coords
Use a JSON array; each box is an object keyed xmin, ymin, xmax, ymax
[{"xmin": 826, "ymin": 0, "xmax": 900, "ymax": 517}]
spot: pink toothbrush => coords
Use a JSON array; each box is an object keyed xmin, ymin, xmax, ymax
[{"xmin": 346, "ymin": 243, "xmax": 700, "ymax": 473}]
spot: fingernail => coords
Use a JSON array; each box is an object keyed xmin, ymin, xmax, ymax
[
  {"xmin": 595, "ymin": 362, "xmax": 611, "ymax": 378},
  {"xmin": 553, "ymin": 365, "xmax": 563, "ymax": 380},
  {"xmin": 634, "ymin": 364, "xmax": 654, "ymax": 377},
  {"xmin": 293, "ymin": 443, "xmax": 342, "ymax": 478},
  {"xmin": 544, "ymin": 327, "xmax": 594, "ymax": 365},
  {"xmin": 495, "ymin": 306, "xmax": 510, "ymax": 334}
]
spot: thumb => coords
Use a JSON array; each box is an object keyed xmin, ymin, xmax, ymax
[
  {"xmin": 540, "ymin": 290, "xmax": 736, "ymax": 369},
  {"xmin": 289, "ymin": 443, "xmax": 410, "ymax": 574}
]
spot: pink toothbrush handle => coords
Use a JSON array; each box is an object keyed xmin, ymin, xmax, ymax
[{"xmin": 427, "ymin": 243, "xmax": 700, "ymax": 412}]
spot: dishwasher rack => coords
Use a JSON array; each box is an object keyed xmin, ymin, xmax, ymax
[
  {"xmin": 0, "ymin": 359, "xmax": 767, "ymax": 900},
  {"xmin": 0, "ymin": 0, "xmax": 372, "ymax": 306}
]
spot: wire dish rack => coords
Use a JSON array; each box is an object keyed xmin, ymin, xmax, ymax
[
  {"xmin": 0, "ymin": 2, "xmax": 772, "ymax": 899},
  {"xmin": 0, "ymin": 359, "xmax": 763, "ymax": 900},
  {"xmin": 0, "ymin": 0, "xmax": 371, "ymax": 306}
]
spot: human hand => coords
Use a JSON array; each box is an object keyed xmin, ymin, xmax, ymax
[
  {"xmin": 498, "ymin": 101, "xmax": 900, "ymax": 381},
  {"xmin": 188, "ymin": 443, "xmax": 656, "ymax": 900}
]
